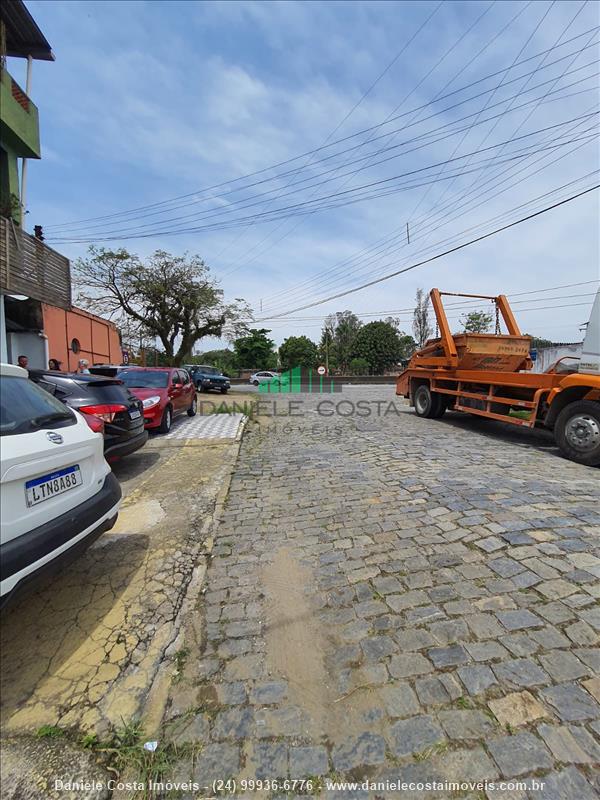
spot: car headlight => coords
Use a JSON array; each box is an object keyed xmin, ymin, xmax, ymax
[{"xmin": 142, "ymin": 395, "xmax": 161, "ymax": 409}]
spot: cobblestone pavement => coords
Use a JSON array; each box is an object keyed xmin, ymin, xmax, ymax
[{"xmin": 168, "ymin": 386, "xmax": 600, "ymax": 798}]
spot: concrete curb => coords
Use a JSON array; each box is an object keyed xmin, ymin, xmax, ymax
[{"xmin": 141, "ymin": 415, "xmax": 249, "ymax": 735}]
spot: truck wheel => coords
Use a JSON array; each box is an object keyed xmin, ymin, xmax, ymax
[
  {"xmin": 554, "ymin": 400, "xmax": 600, "ymax": 466},
  {"xmin": 414, "ymin": 384, "xmax": 445, "ymax": 419}
]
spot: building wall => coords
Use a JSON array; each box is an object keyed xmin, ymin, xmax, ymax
[
  {"xmin": 7, "ymin": 329, "xmax": 46, "ymax": 368},
  {"xmin": 42, "ymin": 305, "xmax": 121, "ymax": 370},
  {"xmin": 532, "ymin": 343, "xmax": 583, "ymax": 373}
]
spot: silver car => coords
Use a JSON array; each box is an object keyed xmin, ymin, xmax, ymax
[{"xmin": 249, "ymin": 371, "xmax": 279, "ymax": 386}]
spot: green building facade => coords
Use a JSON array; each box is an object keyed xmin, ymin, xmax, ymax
[{"xmin": 0, "ymin": 0, "xmax": 53, "ymax": 224}]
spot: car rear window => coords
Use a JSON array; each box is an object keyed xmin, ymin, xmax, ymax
[
  {"xmin": 118, "ymin": 370, "xmax": 169, "ymax": 388},
  {"xmin": 78, "ymin": 380, "xmax": 133, "ymax": 404},
  {"xmin": 1, "ymin": 377, "xmax": 75, "ymax": 436}
]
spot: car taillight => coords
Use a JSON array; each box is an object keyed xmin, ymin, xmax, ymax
[
  {"xmin": 79, "ymin": 403, "xmax": 127, "ymax": 423},
  {"xmin": 83, "ymin": 414, "xmax": 105, "ymax": 434}
]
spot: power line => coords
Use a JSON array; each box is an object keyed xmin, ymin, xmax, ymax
[
  {"xmin": 49, "ymin": 116, "xmax": 598, "ymax": 242},
  {"xmin": 215, "ymin": 0, "xmax": 498, "ymax": 277},
  {"xmin": 49, "ymin": 66, "xmax": 598, "ymax": 242},
  {"xmin": 260, "ymin": 9, "xmax": 599, "ymax": 312},
  {"xmin": 254, "ymin": 184, "xmax": 599, "ymax": 320},
  {"xmin": 45, "ymin": 24, "xmax": 599, "ymax": 233},
  {"xmin": 259, "ymin": 287, "xmax": 600, "ymax": 321},
  {"xmin": 261, "ymin": 108, "xmax": 598, "ymax": 311},
  {"xmin": 263, "ymin": 300, "xmax": 596, "ymax": 330}
]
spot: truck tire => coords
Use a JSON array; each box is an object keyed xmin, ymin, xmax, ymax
[
  {"xmin": 414, "ymin": 384, "xmax": 446, "ymax": 419},
  {"xmin": 554, "ymin": 400, "xmax": 600, "ymax": 466}
]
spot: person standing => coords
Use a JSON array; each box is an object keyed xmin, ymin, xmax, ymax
[
  {"xmin": 49, "ymin": 358, "xmax": 62, "ymax": 370},
  {"xmin": 77, "ymin": 358, "xmax": 90, "ymax": 374},
  {"xmin": 17, "ymin": 355, "xmax": 29, "ymax": 370}
]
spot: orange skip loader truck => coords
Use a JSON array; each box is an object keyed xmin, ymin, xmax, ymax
[{"xmin": 396, "ymin": 288, "xmax": 600, "ymax": 466}]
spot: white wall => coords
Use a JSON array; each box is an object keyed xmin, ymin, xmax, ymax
[
  {"xmin": 6, "ymin": 331, "xmax": 46, "ymax": 368},
  {"xmin": 533, "ymin": 343, "xmax": 583, "ymax": 373},
  {"xmin": 0, "ymin": 295, "xmax": 7, "ymax": 363}
]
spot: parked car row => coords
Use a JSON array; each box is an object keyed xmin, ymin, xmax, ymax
[
  {"xmin": 29, "ymin": 369, "xmax": 148, "ymax": 460},
  {"xmin": 0, "ymin": 362, "xmax": 217, "ymax": 608}
]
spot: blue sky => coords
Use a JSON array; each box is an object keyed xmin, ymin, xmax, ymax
[{"xmin": 11, "ymin": 0, "xmax": 600, "ymax": 347}]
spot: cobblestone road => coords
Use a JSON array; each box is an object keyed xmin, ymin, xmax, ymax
[{"xmin": 171, "ymin": 387, "xmax": 599, "ymax": 798}]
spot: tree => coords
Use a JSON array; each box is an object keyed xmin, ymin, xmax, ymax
[
  {"xmin": 349, "ymin": 357, "xmax": 370, "ymax": 375},
  {"xmin": 234, "ymin": 328, "xmax": 277, "ymax": 368},
  {"xmin": 413, "ymin": 288, "xmax": 433, "ymax": 347},
  {"xmin": 526, "ymin": 335, "xmax": 554, "ymax": 349},
  {"xmin": 320, "ymin": 311, "xmax": 362, "ymax": 372},
  {"xmin": 350, "ymin": 321, "xmax": 401, "ymax": 374},
  {"xmin": 74, "ymin": 247, "xmax": 249, "ymax": 365},
  {"xmin": 384, "ymin": 316, "xmax": 417, "ymax": 359},
  {"xmin": 279, "ymin": 336, "xmax": 319, "ymax": 370},
  {"xmin": 461, "ymin": 309, "xmax": 493, "ymax": 333},
  {"xmin": 195, "ymin": 348, "xmax": 238, "ymax": 375}
]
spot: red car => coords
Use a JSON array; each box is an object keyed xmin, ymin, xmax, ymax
[{"xmin": 117, "ymin": 367, "xmax": 196, "ymax": 433}]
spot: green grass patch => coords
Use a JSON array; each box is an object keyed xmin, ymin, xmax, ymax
[{"xmin": 36, "ymin": 725, "xmax": 65, "ymax": 739}]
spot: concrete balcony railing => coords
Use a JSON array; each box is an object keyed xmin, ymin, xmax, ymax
[
  {"xmin": 0, "ymin": 216, "xmax": 71, "ymax": 309},
  {"xmin": 0, "ymin": 67, "xmax": 41, "ymax": 158}
]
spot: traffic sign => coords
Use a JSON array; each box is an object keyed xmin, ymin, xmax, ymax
[{"xmin": 317, "ymin": 365, "xmax": 326, "ymax": 376}]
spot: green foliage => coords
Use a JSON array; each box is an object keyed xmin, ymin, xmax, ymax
[
  {"xmin": 526, "ymin": 335, "xmax": 554, "ymax": 349},
  {"xmin": 321, "ymin": 311, "xmax": 363, "ymax": 372},
  {"xmin": 36, "ymin": 725, "xmax": 64, "ymax": 739},
  {"xmin": 348, "ymin": 357, "xmax": 370, "ymax": 375},
  {"xmin": 234, "ymin": 328, "xmax": 277, "ymax": 369},
  {"xmin": 195, "ymin": 348, "xmax": 238, "ymax": 375},
  {"xmin": 80, "ymin": 733, "xmax": 100, "ymax": 749},
  {"xmin": 461, "ymin": 309, "xmax": 494, "ymax": 333},
  {"xmin": 350, "ymin": 321, "xmax": 401, "ymax": 374},
  {"xmin": 279, "ymin": 335, "xmax": 319, "ymax": 369},
  {"xmin": 397, "ymin": 333, "xmax": 417, "ymax": 359},
  {"xmin": 74, "ymin": 247, "xmax": 249, "ymax": 366}
]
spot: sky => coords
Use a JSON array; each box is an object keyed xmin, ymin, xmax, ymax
[{"xmin": 11, "ymin": 0, "xmax": 600, "ymax": 349}]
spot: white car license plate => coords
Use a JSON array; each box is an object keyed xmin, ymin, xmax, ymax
[
  {"xmin": 25, "ymin": 465, "xmax": 82, "ymax": 507},
  {"xmin": 129, "ymin": 409, "xmax": 141, "ymax": 420}
]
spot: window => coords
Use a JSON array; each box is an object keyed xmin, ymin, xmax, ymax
[
  {"xmin": 118, "ymin": 370, "xmax": 169, "ymax": 389},
  {"xmin": 71, "ymin": 338, "xmax": 81, "ymax": 354},
  {"xmin": 1, "ymin": 377, "xmax": 75, "ymax": 436},
  {"xmin": 180, "ymin": 370, "xmax": 190, "ymax": 385}
]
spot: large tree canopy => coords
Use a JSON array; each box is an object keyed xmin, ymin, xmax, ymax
[
  {"xmin": 279, "ymin": 335, "xmax": 319, "ymax": 370},
  {"xmin": 234, "ymin": 328, "xmax": 277, "ymax": 369},
  {"xmin": 320, "ymin": 311, "xmax": 362, "ymax": 372},
  {"xmin": 74, "ymin": 247, "xmax": 249, "ymax": 365},
  {"xmin": 350, "ymin": 321, "xmax": 402, "ymax": 374}
]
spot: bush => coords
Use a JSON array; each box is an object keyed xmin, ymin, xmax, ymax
[{"xmin": 349, "ymin": 357, "xmax": 370, "ymax": 375}]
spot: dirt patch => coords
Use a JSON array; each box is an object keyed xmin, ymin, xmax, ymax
[{"xmin": 262, "ymin": 547, "xmax": 376, "ymax": 744}]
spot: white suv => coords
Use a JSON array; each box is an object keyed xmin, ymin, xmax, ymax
[{"xmin": 0, "ymin": 364, "xmax": 121, "ymax": 606}]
